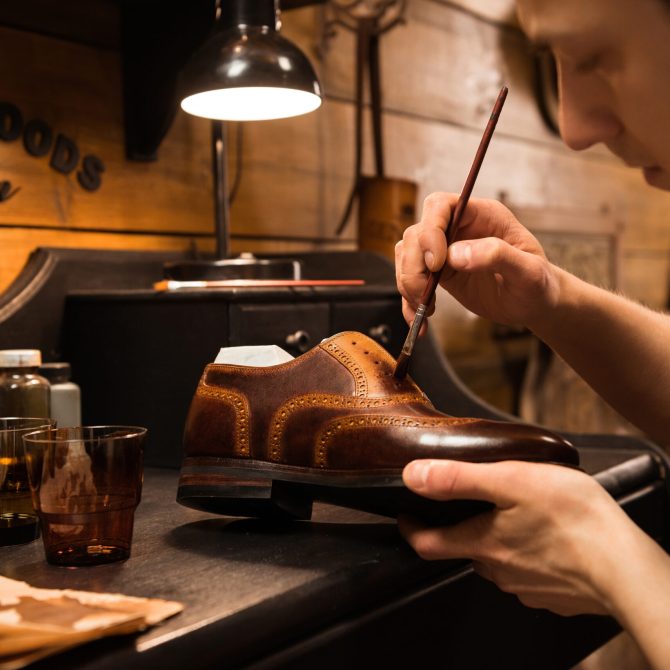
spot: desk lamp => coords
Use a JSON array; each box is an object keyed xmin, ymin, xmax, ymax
[{"xmin": 164, "ymin": 0, "xmax": 323, "ymax": 281}]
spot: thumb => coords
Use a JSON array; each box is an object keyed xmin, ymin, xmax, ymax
[
  {"xmin": 403, "ymin": 460, "xmax": 521, "ymax": 509},
  {"xmin": 448, "ymin": 237, "xmax": 543, "ymax": 280}
]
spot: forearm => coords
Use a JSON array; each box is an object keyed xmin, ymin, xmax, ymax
[
  {"xmin": 529, "ymin": 267, "xmax": 670, "ymax": 443},
  {"xmin": 592, "ymin": 523, "xmax": 670, "ymax": 670}
]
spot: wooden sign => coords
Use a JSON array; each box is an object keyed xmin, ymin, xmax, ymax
[{"xmin": 0, "ymin": 101, "xmax": 105, "ymax": 192}]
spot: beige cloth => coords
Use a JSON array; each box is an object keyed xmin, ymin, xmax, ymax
[{"xmin": 0, "ymin": 576, "xmax": 182, "ymax": 669}]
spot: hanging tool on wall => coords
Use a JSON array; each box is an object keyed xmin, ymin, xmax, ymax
[{"xmin": 328, "ymin": 0, "xmax": 411, "ymax": 248}]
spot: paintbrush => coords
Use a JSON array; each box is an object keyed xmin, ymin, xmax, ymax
[{"xmin": 393, "ymin": 85, "xmax": 508, "ymax": 380}]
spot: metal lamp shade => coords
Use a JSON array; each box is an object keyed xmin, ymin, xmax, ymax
[{"xmin": 180, "ymin": 26, "xmax": 322, "ymax": 121}]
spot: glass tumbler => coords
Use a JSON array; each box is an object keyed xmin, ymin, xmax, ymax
[{"xmin": 23, "ymin": 426, "xmax": 146, "ymax": 566}]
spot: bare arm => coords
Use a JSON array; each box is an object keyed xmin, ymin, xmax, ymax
[
  {"xmin": 528, "ymin": 270, "xmax": 670, "ymax": 443},
  {"xmin": 399, "ymin": 460, "xmax": 670, "ymax": 670},
  {"xmin": 396, "ymin": 192, "xmax": 670, "ymax": 443}
]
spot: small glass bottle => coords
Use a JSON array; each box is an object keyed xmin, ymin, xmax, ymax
[
  {"xmin": 0, "ymin": 349, "xmax": 51, "ymax": 418},
  {"xmin": 38, "ymin": 362, "xmax": 81, "ymax": 427},
  {"xmin": 0, "ymin": 351, "xmax": 51, "ymax": 546}
]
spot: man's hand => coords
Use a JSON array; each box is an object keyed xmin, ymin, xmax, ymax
[
  {"xmin": 399, "ymin": 459, "xmax": 640, "ymax": 617},
  {"xmin": 395, "ymin": 193, "xmax": 561, "ymax": 331}
]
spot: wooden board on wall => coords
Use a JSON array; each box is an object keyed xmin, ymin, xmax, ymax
[
  {"xmin": 290, "ymin": 0, "xmax": 565, "ymax": 147},
  {"xmin": 236, "ymin": 99, "xmax": 670, "ymax": 255},
  {"xmin": 432, "ymin": 0, "xmax": 517, "ymax": 25},
  {"xmin": 0, "ymin": 26, "xmax": 212, "ymax": 234},
  {"xmin": 1, "ymin": 0, "xmax": 670, "ymax": 313}
]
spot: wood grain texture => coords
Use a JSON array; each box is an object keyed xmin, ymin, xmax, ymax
[
  {"xmin": 431, "ymin": 0, "xmax": 517, "ymax": 25},
  {"xmin": 0, "ymin": 229, "xmax": 352, "ymax": 295},
  {"xmin": 621, "ymin": 254, "xmax": 670, "ymax": 309},
  {"xmin": 0, "ymin": 26, "xmax": 212, "ymax": 233},
  {"xmin": 237, "ymin": 100, "xmax": 670, "ymax": 258},
  {"xmin": 316, "ymin": 0, "xmax": 561, "ymax": 144},
  {"xmin": 0, "ymin": 461, "xmax": 656, "ymax": 669},
  {"xmin": 1, "ymin": 0, "xmax": 670, "ymax": 316},
  {"xmin": 0, "ymin": 229, "xmax": 209, "ymax": 294}
]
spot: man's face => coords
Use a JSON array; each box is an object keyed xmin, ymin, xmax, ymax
[{"xmin": 517, "ymin": 0, "xmax": 670, "ymax": 190}]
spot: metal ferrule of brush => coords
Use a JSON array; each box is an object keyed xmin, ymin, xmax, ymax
[{"xmin": 401, "ymin": 303, "xmax": 428, "ymax": 356}]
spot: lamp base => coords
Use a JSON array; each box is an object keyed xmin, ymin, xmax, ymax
[{"xmin": 163, "ymin": 254, "xmax": 302, "ymax": 281}]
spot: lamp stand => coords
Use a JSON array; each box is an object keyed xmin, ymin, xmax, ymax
[
  {"xmin": 212, "ymin": 120, "xmax": 230, "ymax": 259},
  {"xmin": 163, "ymin": 119, "xmax": 301, "ymax": 282}
]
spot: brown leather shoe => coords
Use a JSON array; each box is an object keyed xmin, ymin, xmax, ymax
[{"xmin": 177, "ymin": 331, "xmax": 578, "ymax": 522}]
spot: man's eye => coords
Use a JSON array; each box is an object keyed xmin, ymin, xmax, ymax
[
  {"xmin": 529, "ymin": 43, "xmax": 552, "ymax": 58},
  {"xmin": 574, "ymin": 54, "xmax": 601, "ymax": 74}
]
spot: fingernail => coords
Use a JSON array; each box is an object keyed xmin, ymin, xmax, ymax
[
  {"xmin": 404, "ymin": 461, "xmax": 430, "ymax": 490},
  {"xmin": 449, "ymin": 243, "xmax": 471, "ymax": 268},
  {"xmin": 424, "ymin": 251, "xmax": 434, "ymax": 270}
]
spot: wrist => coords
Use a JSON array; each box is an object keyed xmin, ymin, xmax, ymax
[
  {"xmin": 586, "ymin": 511, "xmax": 667, "ymax": 622},
  {"xmin": 525, "ymin": 263, "xmax": 574, "ymax": 337}
]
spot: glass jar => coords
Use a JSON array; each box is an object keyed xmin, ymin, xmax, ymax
[
  {"xmin": 0, "ymin": 349, "xmax": 51, "ymax": 419},
  {"xmin": 38, "ymin": 362, "xmax": 81, "ymax": 426}
]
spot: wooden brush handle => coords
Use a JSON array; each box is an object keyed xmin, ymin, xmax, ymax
[{"xmin": 418, "ymin": 85, "xmax": 508, "ymax": 311}]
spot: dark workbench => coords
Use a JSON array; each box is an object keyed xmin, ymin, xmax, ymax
[
  {"xmin": 2, "ymin": 249, "xmax": 669, "ymax": 669},
  {"xmin": 2, "ymin": 443, "xmax": 667, "ymax": 670}
]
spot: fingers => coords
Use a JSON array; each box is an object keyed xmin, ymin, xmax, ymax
[
  {"xmin": 397, "ymin": 459, "xmax": 521, "ymax": 562},
  {"xmin": 399, "ymin": 516, "xmax": 609, "ymax": 616},
  {"xmin": 398, "ymin": 511, "xmax": 497, "ymax": 562},
  {"xmin": 401, "ymin": 297, "xmax": 434, "ymax": 331},
  {"xmin": 395, "ymin": 193, "xmax": 455, "ymax": 313},
  {"xmin": 402, "ymin": 459, "xmax": 522, "ymax": 508},
  {"xmin": 419, "ymin": 192, "xmax": 456, "ymax": 270},
  {"xmin": 395, "ymin": 193, "xmax": 522, "ymax": 299},
  {"xmin": 447, "ymin": 237, "xmax": 544, "ymax": 281}
]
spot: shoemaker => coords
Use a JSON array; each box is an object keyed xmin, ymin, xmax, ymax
[{"xmin": 395, "ymin": 0, "xmax": 670, "ymax": 667}]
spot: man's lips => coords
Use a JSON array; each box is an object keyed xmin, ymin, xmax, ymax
[
  {"xmin": 606, "ymin": 147, "xmax": 656, "ymax": 169},
  {"xmin": 642, "ymin": 166, "xmax": 666, "ymax": 185},
  {"xmin": 604, "ymin": 145, "xmax": 664, "ymax": 179},
  {"xmin": 621, "ymin": 158, "xmax": 657, "ymax": 169}
]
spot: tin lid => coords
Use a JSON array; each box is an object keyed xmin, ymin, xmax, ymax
[{"xmin": 0, "ymin": 349, "xmax": 42, "ymax": 368}]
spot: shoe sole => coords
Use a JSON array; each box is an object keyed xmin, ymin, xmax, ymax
[{"xmin": 177, "ymin": 457, "xmax": 500, "ymax": 524}]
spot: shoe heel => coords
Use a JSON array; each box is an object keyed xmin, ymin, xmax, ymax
[{"xmin": 177, "ymin": 471, "xmax": 313, "ymax": 520}]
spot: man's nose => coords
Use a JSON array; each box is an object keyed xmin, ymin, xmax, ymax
[{"xmin": 557, "ymin": 67, "xmax": 622, "ymax": 151}]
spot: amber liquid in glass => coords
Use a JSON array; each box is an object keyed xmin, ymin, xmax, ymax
[
  {"xmin": 40, "ymin": 495, "xmax": 135, "ymax": 566},
  {"xmin": 40, "ymin": 495, "xmax": 136, "ymax": 566},
  {"xmin": 0, "ymin": 456, "xmax": 39, "ymax": 545}
]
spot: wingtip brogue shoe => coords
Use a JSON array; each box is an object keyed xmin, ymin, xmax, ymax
[{"xmin": 177, "ymin": 331, "xmax": 578, "ymax": 521}]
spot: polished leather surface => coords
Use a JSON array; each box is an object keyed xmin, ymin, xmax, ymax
[{"xmin": 182, "ymin": 332, "xmax": 579, "ymax": 471}]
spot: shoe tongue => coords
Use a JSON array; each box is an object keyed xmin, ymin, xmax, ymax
[{"xmin": 213, "ymin": 345, "xmax": 294, "ymax": 366}]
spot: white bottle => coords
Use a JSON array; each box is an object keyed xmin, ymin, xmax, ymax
[{"xmin": 38, "ymin": 362, "xmax": 81, "ymax": 427}]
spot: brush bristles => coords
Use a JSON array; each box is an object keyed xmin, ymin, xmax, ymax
[{"xmin": 393, "ymin": 352, "xmax": 411, "ymax": 380}]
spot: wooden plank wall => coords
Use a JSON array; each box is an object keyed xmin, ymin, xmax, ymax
[{"xmin": 2, "ymin": 0, "xmax": 670, "ymax": 306}]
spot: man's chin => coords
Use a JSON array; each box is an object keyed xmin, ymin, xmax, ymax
[{"xmin": 643, "ymin": 166, "xmax": 670, "ymax": 190}]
